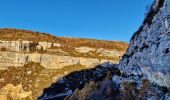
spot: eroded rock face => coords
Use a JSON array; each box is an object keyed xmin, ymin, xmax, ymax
[
  {"xmin": 0, "ymin": 40, "xmax": 53, "ymax": 52},
  {"xmin": 0, "ymin": 51, "xmax": 118, "ymax": 70},
  {"xmin": 118, "ymin": 0, "xmax": 170, "ymax": 87},
  {"xmin": 0, "ymin": 39, "xmax": 124, "ymax": 70}
]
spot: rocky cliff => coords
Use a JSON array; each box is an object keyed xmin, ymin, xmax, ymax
[
  {"xmin": 0, "ymin": 29, "xmax": 128, "ymax": 70},
  {"xmin": 0, "ymin": 40, "xmax": 125, "ymax": 70},
  {"xmin": 118, "ymin": 0, "xmax": 170, "ymax": 87},
  {"xmin": 0, "ymin": 29, "xmax": 128, "ymax": 99}
]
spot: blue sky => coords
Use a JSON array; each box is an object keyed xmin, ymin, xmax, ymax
[{"xmin": 0, "ymin": 0, "xmax": 153, "ymax": 42}]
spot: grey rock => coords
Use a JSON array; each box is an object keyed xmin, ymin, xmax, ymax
[{"xmin": 118, "ymin": 0, "xmax": 170, "ymax": 87}]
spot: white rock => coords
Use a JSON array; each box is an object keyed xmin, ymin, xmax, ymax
[{"xmin": 75, "ymin": 46, "xmax": 96, "ymax": 53}]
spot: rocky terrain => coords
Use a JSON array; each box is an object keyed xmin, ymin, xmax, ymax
[
  {"xmin": 118, "ymin": 0, "xmax": 170, "ymax": 87},
  {"xmin": 40, "ymin": 0, "xmax": 170, "ymax": 100},
  {"xmin": 0, "ymin": 28, "xmax": 128, "ymax": 99}
]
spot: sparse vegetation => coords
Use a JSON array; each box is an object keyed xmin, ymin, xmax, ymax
[
  {"xmin": 0, "ymin": 28, "xmax": 128, "ymax": 51},
  {"xmin": 0, "ymin": 62, "xmax": 44, "ymax": 99},
  {"xmin": 66, "ymin": 81, "xmax": 99, "ymax": 100},
  {"xmin": 121, "ymin": 81, "xmax": 137, "ymax": 100}
]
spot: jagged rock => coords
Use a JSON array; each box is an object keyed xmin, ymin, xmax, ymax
[{"xmin": 118, "ymin": 0, "xmax": 170, "ymax": 87}]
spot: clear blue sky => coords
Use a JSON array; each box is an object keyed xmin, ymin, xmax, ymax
[{"xmin": 0, "ymin": 0, "xmax": 153, "ymax": 42}]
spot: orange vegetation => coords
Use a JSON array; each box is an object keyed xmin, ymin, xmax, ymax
[{"xmin": 0, "ymin": 28, "xmax": 128, "ymax": 51}]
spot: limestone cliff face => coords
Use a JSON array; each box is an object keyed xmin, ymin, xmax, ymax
[
  {"xmin": 0, "ymin": 40, "xmax": 125, "ymax": 70},
  {"xmin": 118, "ymin": 0, "xmax": 170, "ymax": 87}
]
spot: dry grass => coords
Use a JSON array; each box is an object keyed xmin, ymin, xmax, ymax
[
  {"xmin": 0, "ymin": 62, "xmax": 44, "ymax": 99},
  {"xmin": 0, "ymin": 28, "xmax": 128, "ymax": 51},
  {"xmin": 0, "ymin": 62, "xmax": 94, "ymax": 99}
]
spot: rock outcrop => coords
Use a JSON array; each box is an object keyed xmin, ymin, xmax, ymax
[
  {"xmin": 118, "ymin": 0, "xmax": 170, "ymax": 87},
  {"xmin": 0, "ymin": 39, "xmax": 126, "ymax": 70}
]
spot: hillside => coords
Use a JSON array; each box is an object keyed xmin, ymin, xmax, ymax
[
  {"xmin": 0, "ymin": 28, "xmax": 128, "ymax": 51},
  {"xmin": 0, "ymin": 28, "xmax": 128, "ymax": 99}
]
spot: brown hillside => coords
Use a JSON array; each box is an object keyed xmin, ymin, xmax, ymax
[{"xmin": 0, "ymin": 28, "xmax": 128, "ymax": 51}]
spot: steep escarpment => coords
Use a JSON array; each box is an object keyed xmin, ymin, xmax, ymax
[
  {"xmin": 118, "ymin": 0, "xmax": 170, "ymax": 87},
  {"xmin": 0, "ymin": 29, "xmax": 128, "ymax": 99}
]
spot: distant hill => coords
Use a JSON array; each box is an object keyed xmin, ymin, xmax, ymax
[{"xmin": 0, "ymin": 28, "xmax": 128, "ymax": 51}]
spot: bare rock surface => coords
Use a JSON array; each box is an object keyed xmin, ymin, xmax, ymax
[{"xmin": 118, "ymin": 0, "xmax": 170, "ymax": 87}]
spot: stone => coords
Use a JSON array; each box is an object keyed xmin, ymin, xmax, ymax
[
  {"xmin": 97, "ymin": 48, "xmax": 123, "ymax": 58},
  {"xmin": 75, "ymin": 46, "xmax": 96, "ymax": 53},
  {"xmin": 27, "ymin": 71, "xmax": 32, "ymax": 75},
  {"xmin": 38, "ymin": 42, "xmax": 52, "ymax": 50},
  {"xmin": 118, "ymin": 0, "xmax": 170, "ymax": 87},
  {"xmin": 53, "ymin": 43, "xmax": 61, "ymax": 47}
]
